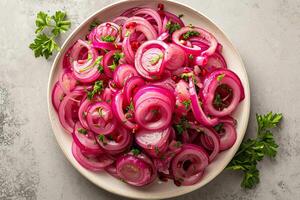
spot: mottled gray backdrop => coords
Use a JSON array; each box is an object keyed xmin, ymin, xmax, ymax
[{"xmin": 0, "ymin": 0, "xmax": 299, "ymax": 199}]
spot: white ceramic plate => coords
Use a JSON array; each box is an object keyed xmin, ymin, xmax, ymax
[{"xmin": 47, "ymin": 0, "xmax": 250, "ymax": 199}]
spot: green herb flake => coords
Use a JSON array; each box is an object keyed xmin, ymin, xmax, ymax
[
  {"xmin": 188, "ymin": 54, "xmax": 194, "ymax": 60},
  {"xmin": 154, "ymin": 146, "xmax": 160, "ymax": 154},
  {"xmin": 165, "ymin": 21, "xmax": 181, "ymax": 34},
  {"xmin": 131, "ymin": 148, "xmax": 141, "ymax": 156},
  {"xmin": 77, "ymin": 128, "xmax": 88, "ymax": 135},
  {"xmin": 101, "ymin": 35, "xmax": 116, "ymax": 42},
  {"xmin": 98, "ymin": 134, "xmax": 107, "ymax": 145},
  {"xmin": 182, "ymin": 100, "xmax": 191, "ymax": 110},
  {"xmin": 150, "ymin": 53, "xmax": 163, "ymax": 65},
  {"xmin": 217, "ymin": 73, "xmax": 225, "ymax": 82},
  {"xmin": 174, "ymin": 116, "xmax": 190, "ymax": 135},
  {"xmin": 178, "ymin": 14, "xmax": 184, "ymax": 18},
  {"xmin": 213, "ymin": 123, "xmax": 224, "ymax": 133},
  {"xmin": 213, "ymin": 94, "xmax": 222, "ymax": 107},
  {"xmin": 182, "ymin": 30, "xmax": 200, "ymax": 40},
  {"xmin": 226, "ymin": 112, "xmax": 283, "ymax": 189},
  {"xmin": 87, "ymin": 80, "xmax": 104, "ymax": 100},
  {"xmin": 125, "ymin": 30, "xmax": 131, "ymax": 37}
]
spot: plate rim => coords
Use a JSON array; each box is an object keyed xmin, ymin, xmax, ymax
[{"xmin": 47, "ymin": 0, "xmax": 251, "ymax": 199}]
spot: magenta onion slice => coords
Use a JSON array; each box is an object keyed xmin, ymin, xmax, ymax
[
  {"xmin": 72, "ymin": 142, "xmax": 113, "ymax": 171},
  {"xmin": 72, "ymin": 121, "xmax": 102, "ymax": 154},
  {"xmin": 217, "ymin": 122, "xmax": 237, "ymax": 151},
  {"xmin": 133, "ymin": 8, "xmax": 163, "ymax": 35},
  {"xmin": 58, "ymin": 90, "xmax": 84, "ymax": 134},
  {"xmin": 96, "ymin": 126, "xmax": 132, "ymax": 155},
  {"xmin": 172, "ymin": 26, "xmax": 217, "ymax": 56},
  {"xmin": 202, "ymin": 69, "xmax": 244, "ymax": 117},
  {"xmin": 164, "ymin": 44, "xmax": 187, "ymax": 71},
  {"xmin": 88, "ymin": 22, "xmax": 121, "ymax": 50},
  {"xmin": 116, "ymin": 154, "xmax": 153, "ymax": 186},
  {"xmin": 71, "ymin": 40, "xmax": 102, "ymax": 83},
  {"xmin": 123, "ymin": 76, "xmax": 145, "ymax": 104},
  {"xmin": 111, "ymin": 91, "xmax": 137, "ymax": 130},
  {"xmin": 113, "ymin": 64, "xmax": 138, "ymax": 88},
  {"xmin": 135, "ymin": 40, "xmax": 169, "ymax": 80},
  {"xmin": 171, "ymin": 144, "xmax": 208, "ymax": 186},
  {"xmin": 52, "ymin": 82, "xmax": 65, "ymax": 112},
  {"xmin": 135, "ymin": 127, "xmax": 171, "ymax": 157},
  {"xmin": 189, "ymin": 77, "xmax": 219, "ymax": 126},
  {"xmin": 86, "ymin": 102, "xmax": 117, "ymax": 135},
  {"xmin": 78, "ymin": 95, "xmax": 101, "ymax": 129},
  {"xmin": 59, "ymin": 70, "xmax": 77, "ymax": 94}
]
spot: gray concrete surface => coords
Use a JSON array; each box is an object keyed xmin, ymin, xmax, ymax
[{"xmin": 0, "ymin": 0, "xmax": 299, "ymax": 199}]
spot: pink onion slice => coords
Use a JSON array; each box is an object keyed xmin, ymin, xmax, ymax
[
  {"xmin": 202, "ymin": 69, "xmax": 244, "ymax": 117},
  {"xmin": 116, "ymin": 154, "xmax": 153, "ymax": 186},
  {"xmin": 135, "ymin": 40, "xmax": 169, "ymax": 80},
  {"xmin": 72, "ymin": 121, "xmax": 102, "ymax": 154},
  {"xmin": 189, "ymin": 77, "xmax": 219, "ymax": 126},
  {"xmin": 72, "ymin": 142, "xmax": 113, "ymax": 171},
  {"xmin": 111, "ymin": 91, "xmax": 137, "ymax": 130},
  {"xmin": 52, "ymin": 82, "xmax": 65, "ymax": 112},
  {"xmin": 172, "ymin": 26, "xmax": 217, "ymax": 56},
  {"xmin": 133, "ymin": 8, "xmax": 162, "ymax": 35},
  {"xmin": 96, "ymin": 126, "xmax": 132, "ymax": 155},
  {"xmin": 58, "ymin": 90, "xmax": 84, "ymax": 134},
  {"xmin": 217, "ymin": 122, "xmax": 237, "ymax": 151},
  {"xmin": 59, "ymin": 69, "xmax": 77, "ymax": 94},
  {"xmin": 86, "ymin": 102, "xmax": 117, "ymax": 135},
  {"xmin": 113, "ymin": 64, "xmax": 138, "ymax": 88},
  {"xmin": 164, "ymin": 44, "xmax": 187, "ymax": 71},
  {"xmin": 171, "ymin": 144, "xmax": 208, "ymax": 186},
  {"xmin": 123, "ymin": 76, "xmax": 145, "ymax": 104},
  {"xmin": 135, "ymin": 127, "xmax": 171, "ymax": 157}
]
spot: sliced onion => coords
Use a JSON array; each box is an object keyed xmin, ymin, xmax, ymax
[
  {"xmin": 86, "ymin": 102, "xmax": 117, "ymax": 135},
  {"xmin": 111, "ymin": 91, "xmax": 137, "ymax": 130},
  {"xmin": 58, "ymin": 90, "xmax": 84, "ymax": 134},
  {"xmin": 59, "ymin": 70, "xmax": 77, "ymax": 94},
  {"xmin": 123, "ymin": 76, "xmax": 145, "ymax": 104},
  {"xmin": 71, "ymin": 40, "xmax": 102, "ymax": 83},
  {"xmin": 116, "ymin": 154, "xmax": 153, "ymax": 186},
  {"xmin": 172, "ymin": 26, "xmax": 217, "ymax": 56},
  {"xmin": 135, "ymin": 40, "xmax": 169, "ymax": 80},
  {"xmin": 96, "ymin": 126, "xmax": 132, "ymax": 155},
  {"xmin": 113, "ymin": 64, "xmax": 138, "ymax": 88},
  {"xmin": 72, "ymin": 142, "xmax": 113, "ymax": 171},
  {"xmin": 202, "ymin": 69, "xmax": 244, "ymax": 117},
  {"xmin": 103, "ymin": 50, "xmax": 120, "ymax": 78},
  {"xmin": 133, "ymin": 8, "xmax": 162, "ymax": 35},
  {"xmin": 217, "ymin": 122, "xmax": 237, "ymax": 151},
  {"xmin": 72, "ymin": 121, "xmax": 102, "ymax": 154},
  {"xmin": 171, "ymin": 144, "xmax": 208, "ymax": 186},
  {"xmin": 52, "ymin": 82, "xmax": 65, "ymax": 111},
  {"xmin": 112, "ymin": 16, "xmax": 129, "ymax": 26},
  {"xmin": 88, "ymin": 22, "xmax": 121, "ymax": 50},
  {"xmin": 189, "ymin": 77, "xmax": 219, "ymax": 126},
  {"xmin": 78, "ymin": 95, "xmax": 102, "ymax": 129},
  {"xmin": 164, "ymin": 44, "xmax": 187, "ymax": 70},
  {"xmin": 135, "ymin": 127, "xmax": 171, "ymax": 157}
]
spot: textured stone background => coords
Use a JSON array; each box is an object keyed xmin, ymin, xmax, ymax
[{"xmin": 0, "ymin": 0, "xmax": 299, "ymax": 199}]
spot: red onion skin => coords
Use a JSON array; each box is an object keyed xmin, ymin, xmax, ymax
[
  {"xmin": 164, "ymin": 44, "xmax": 187, "ymax": 71},
  {"xmin": 123, "ymin": 76, "xmax": 145, "ymax": 104},
  {"xmin": 218, "ymin": 122, "xmax": 237, "ymax": 150}
]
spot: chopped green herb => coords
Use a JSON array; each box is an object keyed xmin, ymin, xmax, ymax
[
  {"xmin": 152, "ymin": 109, "xmax": 159, "ymax": 115},
  {"xmin": 188, "ymin": 24, "xmax": 194, "ymax": 28},
  {"xmin": 89, "ymin": 19, "xmax": 100, "ymax": 31},
  {"xmin": 226, "ymin": 112, "xmax": 283, "ymax": 189},
  {"xmin": 217, "ymin": 74, "xmax": 225, "ymax": 82},
  {"xmin": 125, "ymin": 30, "xmax": 131, "ymax": 37},
  {"xmin": 77, "ymin": 128, "xmax": 88, "ymax": 135},
  {"xmin": 97, "ymin": 65, "xmax": 104, "ymax": 73},
  {"xmin": 101, "ymin": 35, "xmax": 116, "ymax": 42},
  {"xmin": 182, "ymin": 30, "xmax": 199, "ymax": 40},
  {"xmin": 174, "ymin": 141, "xmax": 182, "ymax": 148},
  {"xmin": 213, "ymin": 94, "xmax": 223, "ymax": 107},
  {"xmin": 98, "ymin": 134, "xmax": 107, "ymax": 145},
  {"xmin": 150, "ymin": 54, "xmax": 163, "ymax": 65},
  {"xmin": 180, "ymin": 72, "xmax": 193, "ymax": 82},
  {"xmin": 213, "ymin": 123, "xmax": 224, "ymax": 133},
  {"xmin": 165, "ymin": 21, "xmax": 181, "ymax": 34},
  {"xmin": 87, "ymin": 80, "xmax": 104, "ymax": 100},
  {"xmin": 188, "ymin": 54, "xmax": 194, "ymax": 60},
  {"xmin": 154, "ymin": 146, "xmax": 160, "ymax": 154},
  {"xmin": 131, "ymin": 148, "xmax": 141, "ymax": 156},
  {"xmin": 87, "ymin": 53, "xmax": 92, "ymax": 61},
  {"xmin": 126, "ymin": 101, "xmax": 134, "ymax": 112},
  {"xmin": 178, "ymin": 14, "xmax": 184, "ymax": 18},
  {"xmin": 174, "ymin": 116, "xmax": 190, "ymax": 135},
  {"xmin": 182, "ymin": 100, "xmax": 191, "ymax": 110}
]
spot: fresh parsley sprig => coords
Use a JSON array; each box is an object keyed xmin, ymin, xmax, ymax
[
  {"xmin": 29, "ymin": 11, "xmax": 71, "ymax": 59},
  {"xmin": 226, "ymin": 112, "xmax": 283, "ymax": 189}
]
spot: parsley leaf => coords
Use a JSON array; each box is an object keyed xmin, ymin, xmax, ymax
[
  {"xmin": 226, "ymin": 112, "xmax": 283, "ymax": 189},
  {"xmin": 150, "ymin": 54, "xmax": 163, "ymax": 65},
  {"xmin": 29, "ymin": 33, "xmax": 59, "ymax": 59},
  {"xmin": 51, "ymin": 11, "xmax": 71, "ymax": 36},
  {"xmin": 178, "ymin": 14, "xmax": 184, "ymax": 18},
  {"xmin": 217, "ymin": 73, "xmax": 225, "ymax": 82},
  {"xmin": 30, "ymin": 10, "xmax": 71, "ymax": 59},
  {"xmin": 165, "ymin": 21, "xmax": 181, "ymax": 34},
  {"xmin": 77, "ymin": 128, "xmax": 88, "ymax": 135},
  {"xmin": 35, "ymin": 11, "xmax": 51, "ymax": 34},
  {"xmin": 182, "ymin": 30, "xmax": 199, "ymax": 40},
  {"xmin": 174, "ymin": 116, "xmax": 190, "ymax": 135},
  {"xmin": 87, "ymin": 80, "xmax": 104, "ymax": 100},
  {"xmin": 182, "ymin": 100, "xmax": 191, "ymax": 110}
]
